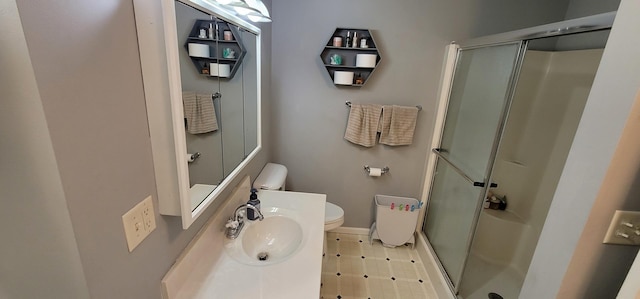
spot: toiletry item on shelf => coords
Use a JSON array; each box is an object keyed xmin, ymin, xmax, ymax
[
  {"xmin": 209, "ymin": 63, "xmax": 231, "ymax": 77},
  {"xmin": 352, "ymin": 31, "xmax": 358, "ymax": 48},
  {"xmin": 484, "ymin": 195, "xmax": 507, "ymax": 210},
  {"xmin": 215, "ymin": 23, "xmax": 219, "ymax": 40},
  {"xmin": 354, "ymin": 73, "xmax": 364, "ymax": 85},
  {"xmin": 188, "ymin": 43, "xmax": 210, "ymax": 58},
  {"xmin": 399, "ymin": 204, "xmax": 404, "ymax": 211},
  {"xmin": 224, "ymin": 30, "xmax": 233, "ymax": 41},
  {"xmin": 345, "ymin": 31, "xmax": 351, "ymax": 48},
  {"xmin": 498, "ymin": 196, "xmax": 507, "ymax": 210},
  {"xmin": 405, "ymin": 205, "xmax": 409, "ymax": 211},
  {"xmin": 390, "ymin": 202, "xmax": 395, "ymax": 210},
  {"xmin": 198, "ymin": 28, "xmax": 207, "ymax": 38},
  {"xmin": 333, "ymin": 71, "xmax": 354, "ymax": 85},
  {"xmin": 360, "ymin": 36, "xmax": 369, "ymax": 48},
  {"xmin": 247, "ymin": 188, "xmax": 261, "ymax": 220},
  {"xmin": 411, "ymin": 205, "xmax": 415, "ymax": 212},
  {"xmin": 208, "ymin": 23, "xmax": 214, "ymax": 39},
  {"xmin": 330, "ymin": 54, "xmax": 342, "ymax": 65},
  {"xmin": 202, "ymin": 64, "xmax": 209, "ymax": 75},
  {"xmin": 333, "ymin": 36, "xmax": 342, "ymax": 47},
  {"xmin": 223, "ymin": 48, "xmax": 235, "ymax": 59}
]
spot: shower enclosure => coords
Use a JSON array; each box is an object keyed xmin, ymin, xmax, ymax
[{"xmin": 421, "ymin": 13, "xmax": 614, "ymax": 299}]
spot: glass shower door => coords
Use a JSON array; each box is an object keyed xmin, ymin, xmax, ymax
[{"xmin": 424, "ymin": 42, "xmax": 524, "ymax": 291}]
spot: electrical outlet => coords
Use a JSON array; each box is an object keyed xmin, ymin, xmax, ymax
[
  {"xmin": 122, "ymin": 195, "xmax": 156, "ymax": 252},
  {"xmin": 140, "ymin": 196, "xmax": 156, "ymax": 232},
  {"xmin": 603, "ymin": 210, "xmax": 640, "ymax": 245}
]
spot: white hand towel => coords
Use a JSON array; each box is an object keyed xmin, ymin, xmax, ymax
[
  {"xmin": 182, "ymin": 91, "xmax": 219, "ymax": 134},
  {"xmin": 344, "ymin": 103, "xmax": 383, "ymax": 147},
  {"xmin": 379, "ymin": 105, "xmax": 419, "ymax": 146}
]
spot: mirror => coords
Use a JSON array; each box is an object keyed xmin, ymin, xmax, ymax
[
  {"xmin": 174, "ymin": 2, "xmax": 259, "ymax": 211},
  {"xmin": 133, "ymin": 0, "xmax": 261, "ymax": 229}
]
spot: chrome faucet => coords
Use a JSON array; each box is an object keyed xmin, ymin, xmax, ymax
[{"xmin": 225, "ymin": 203, "xmax": 264, "ymax": 239}]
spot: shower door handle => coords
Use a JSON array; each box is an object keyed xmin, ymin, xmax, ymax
[
  {"xmin": 432, "ymin": 148, "xmax": 496, "ymax": 188},
  {"xmin": 473, "ymin": 182, "xmax": 498, "ymax": 188}
]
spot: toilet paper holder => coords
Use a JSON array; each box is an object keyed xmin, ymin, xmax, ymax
[{"xmin": 364, "ymin": 165, "xmax": 389, "ymax": 175}]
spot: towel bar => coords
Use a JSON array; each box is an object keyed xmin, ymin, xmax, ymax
[{"xmin": 346, "ymin": 101, "xmax": 422, "ymax": 111}]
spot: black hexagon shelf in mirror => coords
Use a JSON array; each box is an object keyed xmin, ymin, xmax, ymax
[
  {"xmin": 320, "ymin": 28, "xmax": 382, "ymax": 87},
  {"xmin": 184, "ymin": 19, "xmax": 246, "ymax": 79}
]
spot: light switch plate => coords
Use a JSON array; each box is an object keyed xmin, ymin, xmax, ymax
[
  {"xmin": 603, "ymin": 210, "xmax": 640, "ymax": 245},
  {"xmin": 122, "ymin": 195, "xmax": 156, "ymax": 252}
]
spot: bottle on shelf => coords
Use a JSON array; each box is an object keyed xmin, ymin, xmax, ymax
[
  {"xmin": 360, "ymin": 36, "xmax": 368, "ymax": 48},
  {"xmin": 352, "ymin": 31, "xmax": 358, "ymax": 48},
  {"xmin": 345, "ymin": 31, "xmax": 351, "ymax": 48}
]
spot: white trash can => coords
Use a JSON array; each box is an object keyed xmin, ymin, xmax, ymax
[{"xmin": 369, "ymin": 195, "xmax": 420, "ymax": 248}]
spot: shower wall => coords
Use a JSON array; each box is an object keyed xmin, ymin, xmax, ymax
[{"xmin": 462, "ymin": 49, "xmax": 603, "ymax": 298}]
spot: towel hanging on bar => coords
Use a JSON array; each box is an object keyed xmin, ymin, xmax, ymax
[
  {"xmin": 344, "ymin": 103, "xmax": 383, "ymax": 147},
  {"xmin": 379, "ymin": 105, "xmax": 419, "ymax": 146},
  {"xmin": 182, "ymin": 91, "xmax": 219, "ymax": 134}
]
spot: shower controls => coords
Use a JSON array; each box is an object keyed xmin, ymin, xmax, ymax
[{"xmin": 603, "ymin": 210, "xmax": 640, "ymax": 245}]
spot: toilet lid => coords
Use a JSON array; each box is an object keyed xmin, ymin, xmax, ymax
[{"xmin": 325, "ymin": 202, "xmax": 344, "ymax": 223}]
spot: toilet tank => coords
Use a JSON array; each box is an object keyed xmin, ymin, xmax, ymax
[{"xmin": 253, "ymin": 163, "xmax": 287, "ymax": 190}]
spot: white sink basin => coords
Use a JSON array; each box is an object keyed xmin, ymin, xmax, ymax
[{"xmin": 224, "ymin": 207, "xmax": 304, "ymax": 266}]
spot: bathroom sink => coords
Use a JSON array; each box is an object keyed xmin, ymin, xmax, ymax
[{"xmin": 224, "ymin": 207, "xmax": 304, "ymax": 266}]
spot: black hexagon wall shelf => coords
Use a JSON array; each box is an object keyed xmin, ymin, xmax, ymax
[
  {"xmin": 320, "ymin": 28, "xmax": 382, "ymax": 87},
  {"xmin": 184, "ymin": 19, "xmax": 246, "ymax": 80}
]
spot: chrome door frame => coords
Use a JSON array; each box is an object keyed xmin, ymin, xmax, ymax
[{"xmin": 423, "ymin": 41, "xmax": 526, "ymax": 293}]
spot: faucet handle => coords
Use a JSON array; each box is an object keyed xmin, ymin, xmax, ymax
[{"xmin": 225, "ymin": 219, "xmax": 239, "ymax": 229}]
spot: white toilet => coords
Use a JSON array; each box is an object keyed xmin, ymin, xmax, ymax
[{"xmin": 253, "ymin": 163, "xmax": 344, "ymax": 257}]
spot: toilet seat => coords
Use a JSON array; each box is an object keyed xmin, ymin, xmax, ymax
[{"xmin": 325, "ymin": 202, "xmax": 344, "ymax": 231}]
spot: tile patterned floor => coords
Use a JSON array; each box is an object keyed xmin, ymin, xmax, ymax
[{"xmin": 321, "ymin": 232, "xmax": 438, "ymax": 299}]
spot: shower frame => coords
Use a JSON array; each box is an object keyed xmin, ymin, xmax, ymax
[{"xmin": 418, "ymin": 11, "xmax": 616, "ymax": 296}]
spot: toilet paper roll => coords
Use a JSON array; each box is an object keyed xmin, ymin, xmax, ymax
[
  {"xmin": 333, "ymin": 71, "xmax": 354, "ymax": 85},
  {"xmin": 188, "ymin": 43, "xmax": 210, "ymax": 58},
  {"xmin": 209, "ymin": 63, "xmax": 231, "ymax": 77},
  {"xmin": 369, "ymin": 167, "xmax": 382, "ymax": 177},
  {"xmin": 356, "ymin": 54, "xmax": 377, "ymax": 68}
]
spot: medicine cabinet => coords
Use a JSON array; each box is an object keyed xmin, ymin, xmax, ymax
[{"xmin": 133, "ymin": 0, "xmax": 262, "ymax": 229}]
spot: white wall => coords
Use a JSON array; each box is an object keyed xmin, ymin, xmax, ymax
[
  {"xmin": 618, "ymin": 250, "xmax": 640, "ymax": 298},
  {"xmin": 520, "ymin": 0, "xmax": 640, "ymax": 297},
  {"xmin": 0, "ymin": 1, "xmax": 90, "ymax": 297}
]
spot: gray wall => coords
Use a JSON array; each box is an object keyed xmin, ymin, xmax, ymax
[
  {"xmin": 8, "ymin": 0, "xmax": 271, "ymax": 298},
  {"xmin": 565, "ymin": 0, "xmax": 621, "ymax": 18},
  {"xmin": 269, "ymin": 0, "xmax": 570, "ymax": 228},
  {"xmin": 0, "ymin": 1, "xmax": 90, "ymax": 298},
  {"xmin": 554, "ymin": 0, "xmax": 619, "ymax": 50}
]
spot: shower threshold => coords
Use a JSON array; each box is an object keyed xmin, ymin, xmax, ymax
[{"xmin": 457, "ymin": 253, "xmax": 524, "ymax": 299}]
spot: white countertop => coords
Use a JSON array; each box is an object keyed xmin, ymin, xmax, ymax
[{"xmin": 163, "ymin": 186, "xmax": 326, "ymax": 299}]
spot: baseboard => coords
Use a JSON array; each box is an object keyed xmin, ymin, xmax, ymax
[
  {"xmin": 329, "ymin": 227, "xmax": 370, "ymax": 235},
  {"xmin": 416, "ymin": 233, "xmax": 456, "ymax": 299}
]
